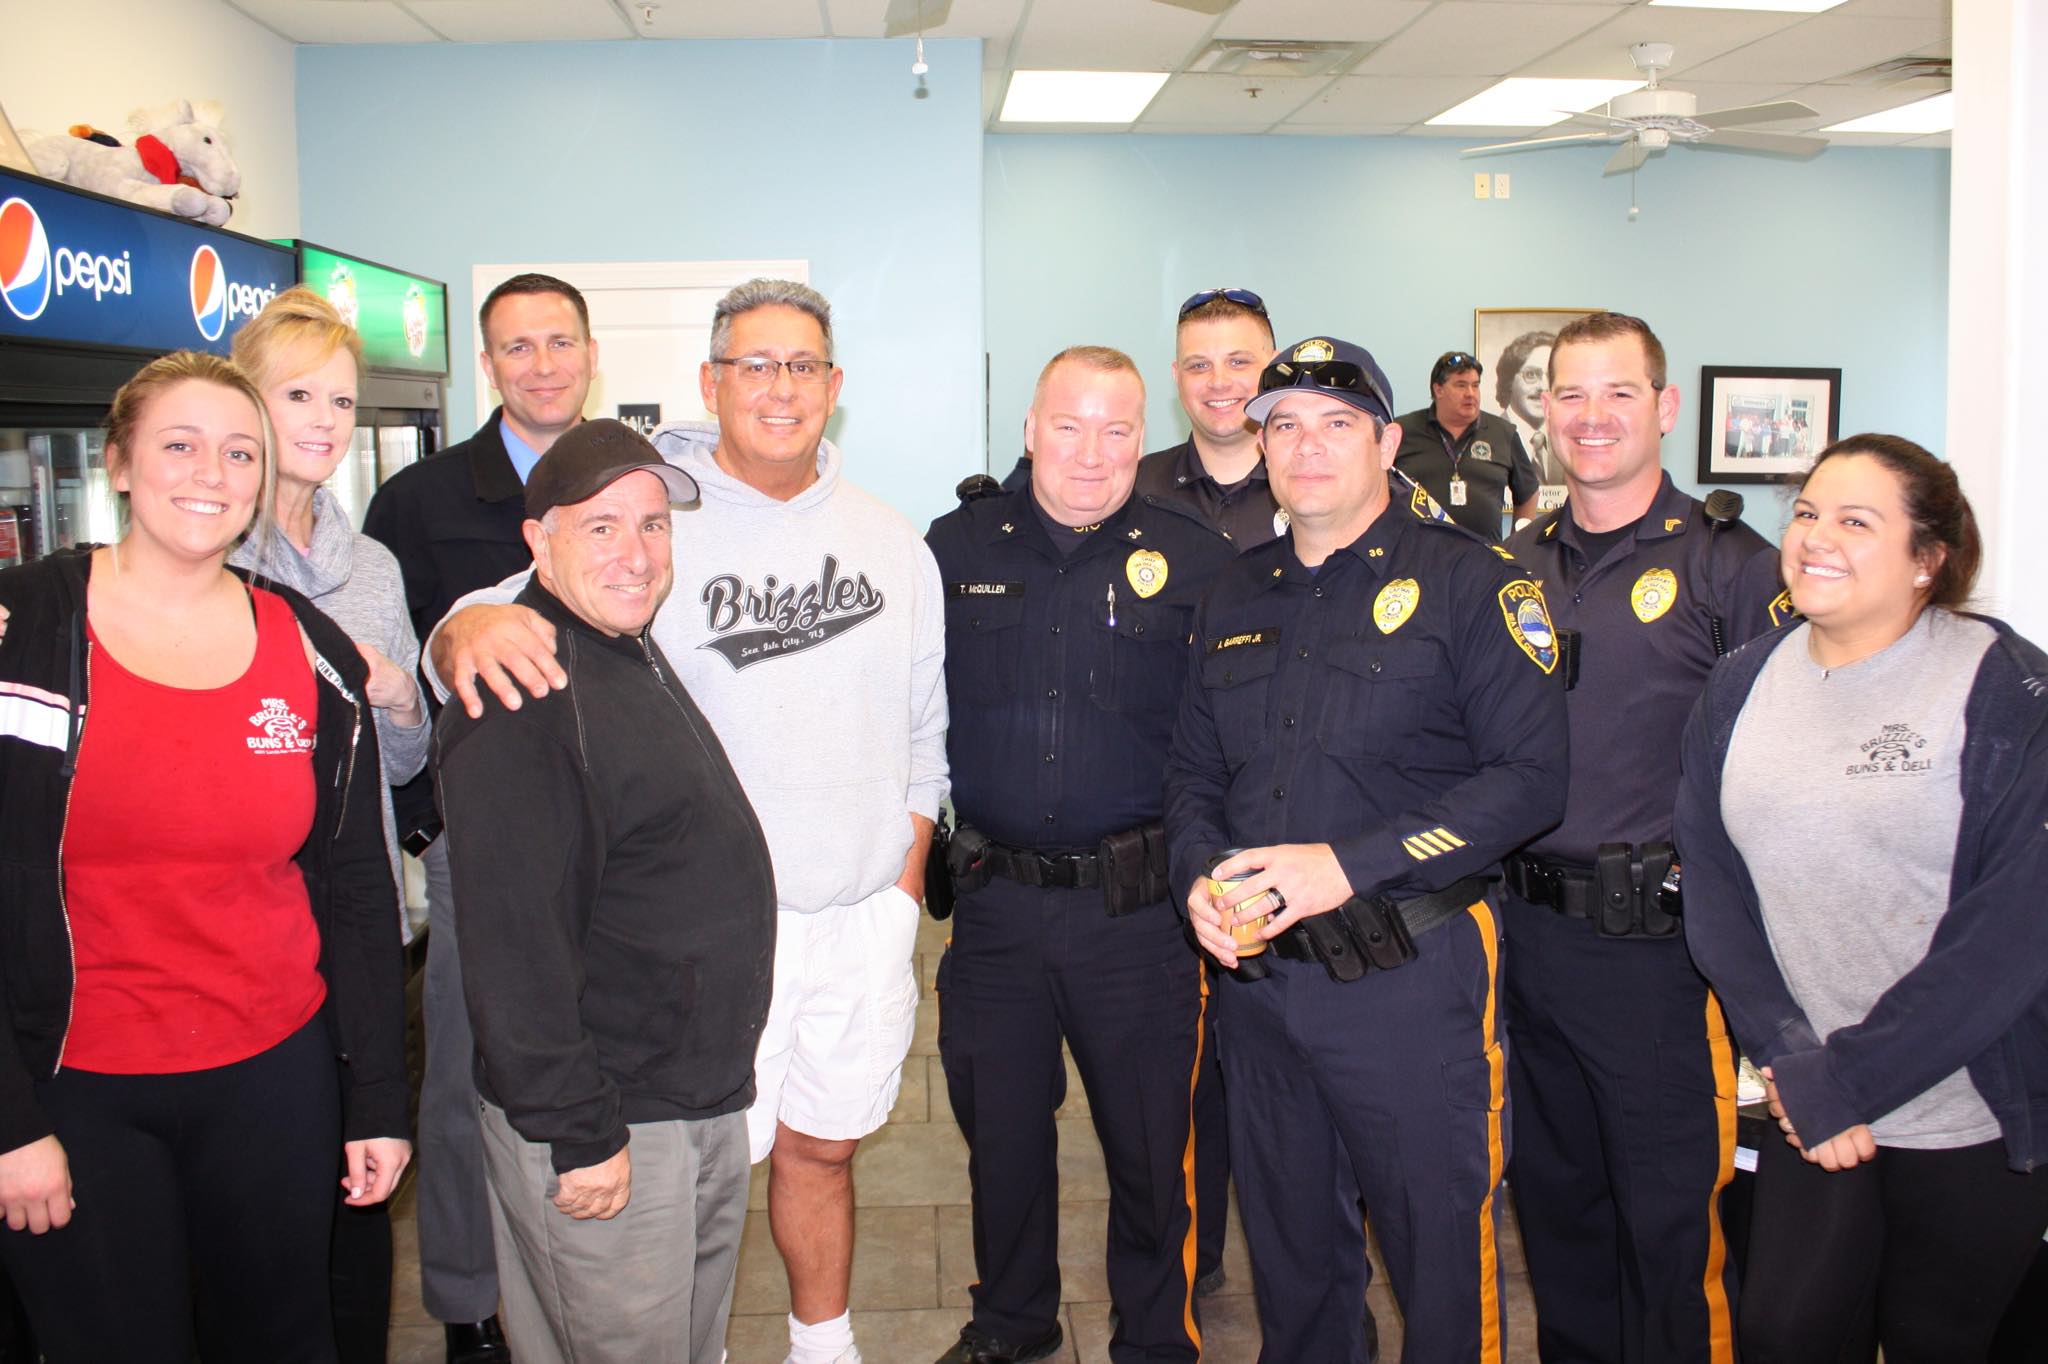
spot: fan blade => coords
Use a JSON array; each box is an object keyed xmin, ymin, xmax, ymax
[
  {"xmin": 1461, "ymin": 131, "xmax": 1624, "ymax": 156},
  {"xmin": 1560, "ymin": 109, "xmax": 1644, "ymax": 130},
  {"xmin": 882, "ymin": 0, "xmax": 952, "ymax": 36},
  {"xmin": 1699, "ymin": 128, "xmax": 1828, "ymax": 157},
  {"xmin": 1694, "ymin": 100, "xmax": 1818, "ymax": 129},
  {"xmin": 1604, "ymin": 141, "xmax": 1650, "ymax": 176},
  {"xmin": 1151, "ymin": 0, "xmax": 1236, "ymax": 12}
]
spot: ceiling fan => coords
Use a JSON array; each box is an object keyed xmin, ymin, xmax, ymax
[
  {"xmin": 882, "ymin": 0, "xmax": 1230, "ymax": 37},
  {"xmin": 1462, "ymin": 43, "xmax": 1828, "ymax": 176}
]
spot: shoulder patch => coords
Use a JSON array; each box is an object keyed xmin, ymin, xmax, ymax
[
  {"xmin": 1410, "ymin": 483, "xmax": 1448, "ymax": 523},
  {"xmin": 1767, "ymin": 588, "xmax": 1798, "ymax": 628},
  {"xmin": 1498, "ymin": 579, "xmax": 1558, "ymax": 674}
]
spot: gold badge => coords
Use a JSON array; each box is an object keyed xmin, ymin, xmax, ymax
[
  {"xmin": 1293, "ymin": 338, "xmax": 1335, "ymax": 363},
  {"xmin": 1273, "ymin": 508, "xmax": 1291, "ymax": 537},
  {"xmin": 1126, "ymin": 550, "xmax": 1168, "ymax": 598},
  {"xmin": 1373, "ymin": 579, "xmax": 1419, "ymax": 634},
  {"xmin": 1498, "ymin": 580, "xmax": 1558, "ymax": 674},
  {"xmin": 1631, "ymin": 568, "xmax": 1677, "ymax": 623}
]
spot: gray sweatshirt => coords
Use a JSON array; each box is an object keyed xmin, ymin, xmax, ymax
[
  {"xmin": 232, "ymin": 486, "xmax": 429, "ymax": 938},
  {"xmin": 432, "ymin": 423, "xmax": 949, "ymax": 915}
]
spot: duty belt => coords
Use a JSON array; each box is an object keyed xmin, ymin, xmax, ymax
[
  {"xmin": 1268, "ymin": 875, "xmax": 1490, "ymax": 967},
  {"xmin": 1505, "ymin": 846, "xmax": 1681, "ymax": 939},
  {"xmin": 1503, "ymin": 854, "xmax": 1601, "ymax": 920},
  {"xmin": 981, "ymin": 841, "xmax": 1101, "ymax": 889}
]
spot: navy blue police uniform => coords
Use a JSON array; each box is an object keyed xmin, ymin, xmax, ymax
[
  {"xmin": 927, "ymin": 484, "xmax": 1236, "ymax": 1364},
  {"xmin": 1136, "ymin": 438, "xmax": 1287, "ymax": 550},
  {"xmin": 1501, "ymin": 473, "xmax": 1789, "ymax": 1364},
  {"xmin": 1165, "ymin": 485, "xmax": 1568, "ymax": 1364}
]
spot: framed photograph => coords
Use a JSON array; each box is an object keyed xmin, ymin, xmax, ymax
[
  {"xmin": 1474, "ymin": 307, "xmax": 1602, "ymax": 491},
  {"xmin": 1696, "ymin": 366, "xmax": 1840, "ymax": 484}
]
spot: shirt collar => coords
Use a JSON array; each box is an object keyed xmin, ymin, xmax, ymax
[
  {"xmin": 1171, "ymin": 438, "xmax": 1267, "ymax": 491},
  {"xmin": 1544, "ymin": 471, "xmax": 1688, "ymax": 552},
  {"xmin": 981, "ymin": 485, "xmax": 1143, "ymax": 556},
  {"xmin": 1257, "ymin": 493, "xmax": 1406, "ymax": 590},
  {"xmin": 500, "ymin": 419, "xmax": 543, "ymax": 485},
  {"xmin": 468, "ymin": 408, "xmax": 526, "ymax": 505}
]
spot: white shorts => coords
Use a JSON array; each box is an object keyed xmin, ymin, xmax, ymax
[{"xmin": 746, "ymin": 884, "xmax": 923, "ymax": 1163}]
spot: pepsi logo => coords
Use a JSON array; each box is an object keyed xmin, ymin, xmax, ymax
[
  {"xmin": 191, "ymin": 245, "xmax": 227, "ymax": 341},
  {"xmin": 0, "ymin": 198, "xmax": 53, "ymax": 323}
]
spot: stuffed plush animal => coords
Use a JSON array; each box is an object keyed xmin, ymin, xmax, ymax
[{"xmin": 22, "ymin": 100, "xmax": 240, "ymax": 226}]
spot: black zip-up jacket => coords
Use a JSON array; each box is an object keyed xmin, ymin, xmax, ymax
[
  {"xmin": 0, "ymin": 547, "xmax": 407, "ymax": 1153},
  {"xmin": 433, "ymin": 581, "xmax": 777, "ymax": 1173}
]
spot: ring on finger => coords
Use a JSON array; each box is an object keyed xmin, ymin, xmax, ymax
[{"xmin": 1268, "ymin": 888, "xmax": 1287, "ymax": 913}]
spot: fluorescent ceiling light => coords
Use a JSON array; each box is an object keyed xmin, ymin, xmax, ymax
[
  {"xmin": 999, "ymin": 71, "xmax": 1170, "ymax": 124},
  {"xmin": 1427, "ymin": 78, "xmax": 1645, "ymax": 128},
  {"xmin": 1823, "ymin": 91, "xmax": 1953, "ymax": 134},
  {"xmin": 1647, "ymin": 0, "xmax": 1846, "ymax": 12}
]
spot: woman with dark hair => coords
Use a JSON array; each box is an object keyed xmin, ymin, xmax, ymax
[
  {"xmin": 0, "ymin": 351, "xmax": 408, "ymax": 1364},
  {"xmin": 1676, "ymin": 434, "xmax": 2048, "ymax": 1363}
]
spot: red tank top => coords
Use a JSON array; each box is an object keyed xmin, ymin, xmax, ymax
[{"xmin": 62, "ymin": 585, "xmax": 327, "ymax": 1073}]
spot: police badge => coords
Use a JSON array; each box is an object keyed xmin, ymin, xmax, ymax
[
  {"xmin": 1469, "ymin": 440, "xmax": 1493, "ymax": 462},
  {"xmin": 1126, "ymin": 550, "xmax": 1168, "ymax": 598},
  {"xmin": 1293, "ymin": 338, "xmax": 1335, "ymax": 363},
  {"xmin": 1631, "ymin": 568, "xmax": 1678, "ymax": 623},
  {"xmin": 1373, "ymin": 579, "xmax": 1420, "ymax": 634}
]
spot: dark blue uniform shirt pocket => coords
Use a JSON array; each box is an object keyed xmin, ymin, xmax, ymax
[
  {"xmin": 1318, "ymin": 637, "xmax": 1440, "ymax": 758},
  {"xmin": 1091, "ymin": 601, "xmax": 1191, "ymax": 718},
  {"xmin": 945, "ymin": 591, "xmax": 1027, "ymax": 705},
  {"xmin": 1200, "ymin": 640, "xmax": 1282, "ymax": 767}
]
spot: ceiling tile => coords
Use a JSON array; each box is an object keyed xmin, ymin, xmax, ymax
[
  {"xmin": 824, "ymin": 0, "xmax": 892, "ymax": 37},
  {"xmin": 629, "ymin": 0, "xmax": 831, "ymax": 38},
  {"xmin": 1679, "ymin": 13, "xmax": 1949, "ymax": 84},
  {"xmin": 1137, "ymin": 71, "xmax": 1327, "ymax": 122},
  {"xmin": 1213, "ymin": 0, "xmax": 1431, "ymax": 44},
  {"xmin": 1781, "ymin": 81, "xmax": 1949, "ymax": 125},
  {"xmin": 1134, "ymin": 119, "xmax": 1283, "ymax": 134},
  {"xmin": 826, "ymin": 0, "xmax": 1027, "ymax": 40},
  {"xmin": 228, "ymin": 0, "xmax": 443, "ymax": 42},
  {"xmin": 1356, "ymin": 3, "xmax": 1620, "ymax": 77},
  {"xmin": 1286, "ymin": 74, "xmax": 1495, "ymax": 125},
  {"xmin": 1832, "ymin": 0, "xmax": 1951, "ymax": 18},
  {"xmin": 1009, "ymin": 0, "xmax": 1219, "ymax": 69},
  {"xmin": 1271, "ymin": 123, "xmax": 1409, "ymax": 136},
  {"xmin": 1518, "ymin": 7, "xmax": 1808, "ymax": 80},
  {"xmin": 403, "ymin": 0, "xmax": 632, "ymax": 42}
]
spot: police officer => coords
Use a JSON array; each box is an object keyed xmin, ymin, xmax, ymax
[
  {"xmin": 1394, "ymin": 350, "xmax": 1541, "ymax": 541},
  {"xmin": 1165, "ymin": 337, "xmax": 1568, "ymax": 1364},
  {"xmin": 927, "ymin": 346, "xmax": 1237, "ymax": 1364},
  {"xmin": 1136, "ymin": 287, "xmax": 1286, "ymax": 547},
  {"xmin": 1501, "ymin": 312, "xmax": 1789, "ymax": 1364}
]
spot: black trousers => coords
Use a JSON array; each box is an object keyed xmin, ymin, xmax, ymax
[
  {"xmin": 0, "ymin": 1016, "xmax": 343, "ymax": 1364},
  {"xmin": 1191, "ymin": 961, "xmax": 1229, "ymax": 1283},
  {"xmin": 938, "ymin": 878, "xmax": 1203, "ymax": 1363},
  {"xmin": 1741, "ymin": 1134, "xmax": 2048, "ymax": 1364},
  {"xmin": 1501, "ymin": 896, "xmax": 1740, "ymax": 1364}
]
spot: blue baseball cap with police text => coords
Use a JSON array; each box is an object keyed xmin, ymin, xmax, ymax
[{"xmin": 1244, "ymin": 336, "xmax": 1396, "ymax": 427}]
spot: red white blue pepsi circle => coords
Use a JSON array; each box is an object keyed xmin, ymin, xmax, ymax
[
  {"xmin": 0, "ymin": 198, "xmax": 53, "ymax": 323},
  {"xmin": 190, "ymin": 245, "xmax": 227, "ymax": 342}
]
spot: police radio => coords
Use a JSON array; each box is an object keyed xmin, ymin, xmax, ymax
[{"xmin": 1701, "ymin": 490, "xmax": 1745, "ymax": 657}]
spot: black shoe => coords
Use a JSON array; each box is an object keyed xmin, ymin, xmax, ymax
[
  {"xmin": 932, "ymin": 1322, "xmax": 1064, "ymax": 1364},
  {"xmin": 1194, "ymin": 1265, "xmax": 1227, "ymax": 1297},
  {"xmin": 446, "ymin": 1316, "xmax": 511, "ymax": 1364}
]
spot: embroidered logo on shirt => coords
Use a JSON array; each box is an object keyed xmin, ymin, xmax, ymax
[
  {"xmin": 1845, "ymin": 723, "xmax": 1931, "ymax": 778},
  {"xmin": 1498, "ymin": 580, "xmax": 1558, "ymax": 674},
  {"xmin": 1768, "ymin": 589, "xmax": 1797, "ymax": 628},
  {"xmin": 246, "ymin": 698, "xmax": 313, "ymax": 755},
  {"xmin": 1469, "ymin": 440, "xmax": 1493, "ymax": 463},
  {"xmin": 1126, "ymin": 550, "xmax": 1168, "ymax": 599},
  {"xmin": 698, "ymin": 555, "xmax": 886, "ymax": 671},
  {"xmin": 1373, "ymin": 579, "xmax": 1419, "ymax": 634},
  {"xmin": 1631, "ymin": 568, "xmax": 1678, "ymax": 623}
]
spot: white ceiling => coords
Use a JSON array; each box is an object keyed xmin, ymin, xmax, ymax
[{"xmin": 222, "ymin": 0, "xmax": 1953, "ymax": 146}]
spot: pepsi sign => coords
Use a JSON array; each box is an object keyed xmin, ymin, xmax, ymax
[{"xmin": 0, "ymin": 167, "xmax": 293, "ymax": 356}]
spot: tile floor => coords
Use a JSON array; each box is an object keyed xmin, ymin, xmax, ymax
[{"xmin": 386, "ymin": 911, "xmax": 1541, "ymax": 1362}]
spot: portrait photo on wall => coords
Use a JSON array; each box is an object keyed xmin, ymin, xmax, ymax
[
  {"xmin": 1696, "ymin": 365, "xmax": 1841, "ymax": 484},
  {"xmin": 1474, "ymin": 307, "xmax": 1602, "ymax": 499}
]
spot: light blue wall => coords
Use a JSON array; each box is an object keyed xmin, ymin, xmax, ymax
[
  {"xmin": 985, "ymin": 134, "xmax": 1949, "ymax": 536},
  {"xmin": 296, "ymin": 38, "xmax": 984, "ymax": 531}
]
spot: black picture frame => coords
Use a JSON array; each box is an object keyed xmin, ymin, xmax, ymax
[{"xmin": 1696, "ymin": 365, "xmax": 1841, "ymax": 484}]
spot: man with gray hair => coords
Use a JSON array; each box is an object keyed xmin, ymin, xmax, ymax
[{"xmin": 429, "ymin": 279, "xmax": 950, "ymax": 1364}]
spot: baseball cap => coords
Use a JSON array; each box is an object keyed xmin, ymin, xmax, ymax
[
  {"xmin": 524, "ymin": 418, "xmax": 700, "ymax": 521},
  {"xmin": 1244, "ymin": 337, "xmax": 1396, "ymax": 427}
]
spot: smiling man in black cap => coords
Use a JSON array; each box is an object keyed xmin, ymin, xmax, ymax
[
  {"xmin": 1164, "ymin": 338, "xmax": 1568, "ymax": 1364},
  {"xmin": 433, "ymin": 419, "xmax": 776, "ymax": 1364}
]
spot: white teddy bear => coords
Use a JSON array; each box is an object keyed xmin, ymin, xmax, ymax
[{"xmin": 23, "ymin": 99, "xmax": 241, "ymax": 227}]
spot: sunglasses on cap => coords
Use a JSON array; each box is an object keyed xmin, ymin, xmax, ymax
[
  {"xmin": 1431, "ymin": 351, "xmax": 1480, "ymax": 385},
  {"xmin": 1259, "ymin": 359, "xmax": 1393, "ymax": 419},
  {"xmin": 1178, "ymin": 287, "xmax": 1269, "ymax": 321}
]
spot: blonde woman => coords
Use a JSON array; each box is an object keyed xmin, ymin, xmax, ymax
[{"xmin": 0, "ymin": 351, "xmax": 408, "ymax": 1363}]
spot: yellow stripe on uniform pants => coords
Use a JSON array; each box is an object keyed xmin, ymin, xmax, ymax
[
  {"xmin": 1467, "ymin": 900, "xmax": 1506, "ymax": 1364},
  {"xmin": 1702, "ymin": 989, "xmax": 1738, "ymax": 1364},
  {"xmin": 1176, "ymin": 957, "xmax": 1207, "ymax": 1354}
]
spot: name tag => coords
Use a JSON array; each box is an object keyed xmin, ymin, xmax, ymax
[
  {"xmin": 1207, "ymin": 628, "xmax": 1279, "ymax": 654},
  {"xmin": 949, "ymin": 581, "xmax": 1023, "ymax": 597}
]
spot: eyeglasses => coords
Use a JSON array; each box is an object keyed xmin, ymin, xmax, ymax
[
  {"xmin": 709, "ymin": 356, "xmax": 835, "ymax": 386},
  {"xmin": 1178, "ymin": 287, "xmax": 1268, "ymax": 321},
  {"xmin": 1259, "ymin": 359, "xmax": 1392, "ymax": 419},
  {"xmin": 1431, "ymin": 351, "xmax": 1478, "ymax": 385}
]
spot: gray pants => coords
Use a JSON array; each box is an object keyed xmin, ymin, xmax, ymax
[
  {"xmin": 479, "ymin": 1105, "xmax": 748, "ymax": 1364},
  {"xmin": 418, "ymin": 837, "xmax": 500, "ymax": 1321}
]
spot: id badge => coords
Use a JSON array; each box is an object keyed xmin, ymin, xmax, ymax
[{"xmin": 1448, "ymin": 476, "xmax": 1468, "ymax": 507}]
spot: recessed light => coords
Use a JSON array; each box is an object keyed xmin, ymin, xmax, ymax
[
  {"xmin": 1648, "ymin": 0, "xmax": 1846, "ymax": 11},
  {"xmin": 1427, "ymin": 78, "xmax": 1646, "ymax": 129},
  {"xmin": 1823, "ymin": 91, "xmax": 1953, "ymax": 134},
  {"xmin": 999, "ymin": 71, "xmax": 1171, "ymax": 124}
]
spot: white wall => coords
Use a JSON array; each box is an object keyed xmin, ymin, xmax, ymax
[{"xmin": 0, "ymin": 0, "xmax": 300, "ymax": 238}]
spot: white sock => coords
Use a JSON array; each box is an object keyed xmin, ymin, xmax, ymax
[{"xmin": 787, "ymin": 1310, "xmax": 855, "ymax": 1364}]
